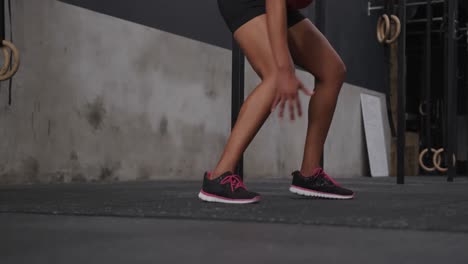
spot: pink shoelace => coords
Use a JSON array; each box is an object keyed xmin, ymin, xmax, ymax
[
  {"xmin": 220, "ymin": 174, "xmax": 246, "ymax": 192},
  {"xmin": 314, "ymin": 168, "xmax": 341, "ymax": 187}
]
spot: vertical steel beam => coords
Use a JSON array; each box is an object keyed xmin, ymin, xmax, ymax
[
  {"xmin": 231, "ymin": 38, "xmax": 245, "ymax": 178},
  {"xmin": 0, "ymin": 0, "xmax": 4, "ymax": 42},
  {"xmin": 466, "ymin": 26, "xmax": 468, "ymax": 177},
  {"xmin": 397, "ymin": 0, "xmax": 407, "ymax": 184},
  {"xmin": 315, "ymin": 0, "xmax": 327, "ymax": 33},
  {"xmin": 315, "ymin": 0, "xmax": 326, "ymax": 168},
  {"xmin": 424, "ymin": 0, "xmax": 433, "ymax": 158},
  {"xmin": 445, "ymin": 0, "xmax": 458, "ymax": 182}
]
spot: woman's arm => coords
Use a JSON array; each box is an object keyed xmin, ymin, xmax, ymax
[
  {"xmin": 265, "ymin": 0, "xmax": 293, "ymax": 72},
  {"xmin": 265, "ymin": 0, "xmax": 314, "ymax": 120}
]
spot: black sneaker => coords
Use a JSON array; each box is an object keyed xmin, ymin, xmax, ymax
[
  {"xmin": 290, "ymin": 168, "xmax": 354, "ymax": 199},
  {"xmin": 198, "ymin": 171, "xmax": 261, "ymax": 204}
]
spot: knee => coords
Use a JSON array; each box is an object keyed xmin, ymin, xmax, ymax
[
  {"xmin": 317, "ymin": 59, "xmax": 347, "ymax": 86},
  {"xmin": 337, "ymin": 61, "xmax": 347, "ymax": 82}
]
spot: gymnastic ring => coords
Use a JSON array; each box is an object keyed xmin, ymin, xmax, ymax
[
  {"xmin": 377, "ymin": 15, "xmax": 390, "ymax": 43},
  {"xmin": 0, "ymin": 46, "xmax": 11, "ymax": 75},
  {"xmin": 377, "ymin": 14, "xmax": 391, "ymax": 44},
  {"xmin": 0, "ymin": 40, "xmax": 20, "ymax": 81},
  {"xmin": 433, "ymin": 148, "xmax": 456, "ymax": 173},
  {"xmin": 419, "ymin": 101, "xmax": 427, "ymax": 116},
  {"xmin": 385, "ymin": 15, "xmax": 401, "ymax": 44},
  {"xmin": 419, "ymin": 148, "xmax": 438, "ymax": 172}
]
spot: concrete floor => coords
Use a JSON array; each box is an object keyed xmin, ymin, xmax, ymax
[
  {"xmin": 1, "ymin": 176, "xmax": 468, "ymax": 263},
  {"xmin": 2, "ymin": 213, "xmax": 468, "ymax": 264}
]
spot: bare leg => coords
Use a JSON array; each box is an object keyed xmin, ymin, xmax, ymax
[
  {"xmin": 211, "ymin": 15, "xmax": 279, "ymax": 179},
  {"xmin": 287, "ymin": 19, "xmax": 347, "ymax": 176}
]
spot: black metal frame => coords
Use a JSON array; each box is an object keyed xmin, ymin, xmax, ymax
[
  {"xmin": 316, "ymin": 0, "xmax": 326, "ymax": 168},
  {"xmin": 0, "ymin": 0, "xmax": 4, "ymax": 41},
  {"xmin": 231, "ymin": 39, "xmax": 245, "ymax": 179},
  {"xmin": 445, "ymin": 0, "xmax": 458, "ymax": 181},
  {"xmin": 385, "ymin": 1, "xmax": 397, "ymax": 139},
  {"xmin": 1, "ymin": 0, "xmax": 12, "ymax": 105},
  {"xmin": 424, "ymin": 0, "xmax": 433, "ymax": 165},
  {"xmin": 315, "ymin": 0, "xmax": 327, "ymax": 34},
  {"xmin": 465, "ymin": 26, "xmax": 468, "ymax": 177},
  {"xmin": 397, "ymin": 0, "xmax": 407, "ymax": 184},
  {"xmin": 396, "ymin": 0, "xmax": 463, "ymax": 183}
]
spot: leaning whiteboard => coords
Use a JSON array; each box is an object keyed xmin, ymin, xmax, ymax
[{"xmin": 360, "ymin": 93, "xmax": 390, "ymax": 177}]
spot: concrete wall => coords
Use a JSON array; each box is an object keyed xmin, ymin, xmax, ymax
[
  {"xmin": 0, "ymin": 0, "xmax": 384, "ymax": 184},
  {"xmin": 58, "ymin": 0, "xmax": 387, "ymax": 93},
  {"xmin": 321, "ymin": 0, "xmax": 387, "ymax": 93}
]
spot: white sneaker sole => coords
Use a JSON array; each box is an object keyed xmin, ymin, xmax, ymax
[
  {"xmin": 289, "ymin": 185, "xmax": 354, "ymax": 200},
  {"xmin": 198, "ymin": 190, "xmax": 261, "ymax": 204}
]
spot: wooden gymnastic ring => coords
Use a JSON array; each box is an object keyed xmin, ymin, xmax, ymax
[
  {"xmin": 0, "ymin": 40, "xmax": 20, "ymax": 81},
  {"xmin": 377, "ymin": 14, "xmax": 390, "ymax": 44},
  {"xmin": 419, "ymin": 101, "xmax": 427, "ymax": 116},
  {"xmin": 419, "ymin": 148, "xmax": 438, "ymax": 172},
  {"xmin": 0, "ymin": 46, "xmax": 11, "ymax": 75},
  {"xmin": 385, "ymin": 15, "xmax": 401, "ymax": 44},
  {"xmin": 433, "ymin": 148, "xmax": 456, "ymax": 173}
]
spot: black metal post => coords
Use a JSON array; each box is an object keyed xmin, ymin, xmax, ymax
[
  {"xmin": 315, "ymin": 0, "xmax": 326, "ymax": 168},
  {"xmin": 315, "ymin": 0, "xmax": 326, "ymax": 33},
  {"xmin": 231, "ymin": 38, "xmax": 245, "ymax": 179},
  {"xmin": 0, "ymin": 0, "xmax": 4, "ymax": 42},
  {"xmin": 424, "ymin": 0, "xmax": 432, "ymax": 162},
  {"xmin": 445, "ymin": 0, "xmax": 458, "ymax": 182},
  {"xmin": 397, "ymin": 0, "xmax": 407, "ymax": 184},
  {"xmin": 387, "ymin": 0, "xmax": 397, "ymax": 138},
  {"xmin": 0, "ymin": 0, "xmax": 4, "ymax": 104},
  {"xmin": 466, "ymin": 30, "xmax": 468, "ymax": 177}
]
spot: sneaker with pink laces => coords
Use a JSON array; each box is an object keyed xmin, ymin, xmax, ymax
[
  {"xmin": 290, "ymin": 168, "xmax": 354, "ymax": 199},
  {"xmin": 198, "ymin": 171, "xmax": 261, "ymax": 204}
]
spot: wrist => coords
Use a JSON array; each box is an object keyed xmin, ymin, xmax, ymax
[{"xmin": 276, "ymin": 64, "xmax": 295, "ymax": 75}]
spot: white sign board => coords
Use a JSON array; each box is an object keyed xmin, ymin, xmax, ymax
[{"xmin": 360, "ymin": 93, "xmax": 390, "ymax": 177}]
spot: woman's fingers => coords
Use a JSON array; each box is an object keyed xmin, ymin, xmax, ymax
[
  {"xmin": 296, "ymin": 95, "xmax": 302, "ymax": 117},
  {"xmin": 274, "ymin": 78, "xmax": 310, "ymax": 121},
  {"xmin": 271, "ymin": 94, "xmax": 280, "ymax": 112},
  {"xmin": 275, "ymin": 95, "xmax": 302, "ymax": 121},
  {"xmin": 278, "ymin": 98, "xmax": 286, "ymax": 119},
  {"xmin": 289, "ymin": 97, "xmax": 295, "ymax": 121}
]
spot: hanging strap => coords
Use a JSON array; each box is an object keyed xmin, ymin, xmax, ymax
[{"xmin": 8, "ymin": 0, "xmax": 13, "ymax": 105}]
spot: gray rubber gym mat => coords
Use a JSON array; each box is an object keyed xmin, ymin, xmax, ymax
[{"xmin": 1, "ymin": 177, "xmax": 468, "ymax": 232}]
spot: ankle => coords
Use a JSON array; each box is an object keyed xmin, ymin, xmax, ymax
[
  {"xmin": 209, "ymin": 169, "xmax": 231, "ymax": 180},
  {"xmin": 300, "ymin": 166, "xmax": 322, "ymax": 177},
  {"xmin": 210, "ymin": 164, "xmax": 236, "ymax": 180},
  {"xmin": 209, "ymin": 171, "xmax": 221, "ymax": 180}
]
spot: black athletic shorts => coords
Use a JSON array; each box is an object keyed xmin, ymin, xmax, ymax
[{"xmin": 217, "ymin": 0, "xmax": 306, "ymax": 33}]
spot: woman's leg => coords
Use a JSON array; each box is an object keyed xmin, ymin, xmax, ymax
[
  {"xmin": 287, "ymin": 19, "xmax": 347, "ymax": 176},
  {"xmin": 211, "ymin": 15, "xmax": 279, "ymax": 179}
]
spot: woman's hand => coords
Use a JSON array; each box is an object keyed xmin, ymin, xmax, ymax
[
  {"xmin": 265, "ymin": 0, "xmax": 314, "ymax": 121},
  {"xmin": 271, "ymin": 68, "xmax": 315, "ymax": 121}
]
